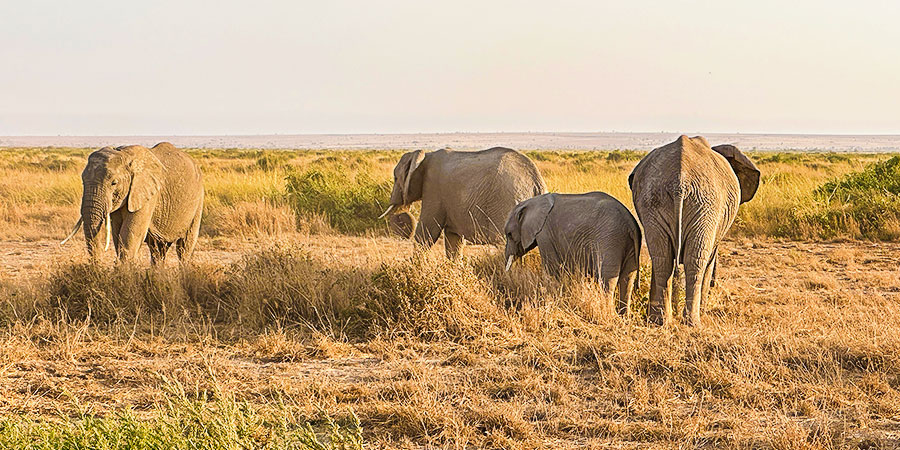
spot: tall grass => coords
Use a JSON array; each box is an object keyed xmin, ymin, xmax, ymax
[
  {"xmin": 0, "ymin": 381, "xmax": 363, "ymax": 450},
  {"xmin": 284, "ymin": 154, "xmax": 393, "ymax": 234},
  {"xmin": 0, "ymin": 147, "xmax": 896, "ymax": 241},
  {"xmin": 788, "ymin": 156, "xmax": 900, "ymax": 240}
]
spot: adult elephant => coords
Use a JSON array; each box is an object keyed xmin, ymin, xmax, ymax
[
  {"xmin": 629, "ymin": 136, "xmax": 759, "ymax": 326},
  {"xmin": 61, "ymin": 142, "xmax": 204, "ymax": 263},
  {"xmin": 379, "ymin": 147, "xmax": 546, "ymax": 259}
]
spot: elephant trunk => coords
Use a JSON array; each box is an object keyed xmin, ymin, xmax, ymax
[
  {"xmin": 504, "ymin": 240, "xmax": 517, "ymax": 271},
  {"xmin": 81, "ymin": 186, "xmax": 110, "ymax": 257}
]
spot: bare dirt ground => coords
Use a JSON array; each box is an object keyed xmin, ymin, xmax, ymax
[{"xmin": 2, "ymin": 236, "xmax": 900, "ymax": 447}]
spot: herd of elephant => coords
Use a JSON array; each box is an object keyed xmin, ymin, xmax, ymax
[{"xmin": 61, "ymin": 135, "xmax": 760, "ymax": 327}]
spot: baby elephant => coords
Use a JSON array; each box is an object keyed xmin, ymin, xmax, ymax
[{"xmin": 504, "ymin": 192, "xmax": 641, "ymax": 315}]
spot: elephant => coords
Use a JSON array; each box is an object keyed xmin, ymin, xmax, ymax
[
  {"xmin": 504, "ymin": 192, "xmax": 641, "ymax": 315},
  {"xmin": 379, "ymin": 147, "xmax": 546, "ymax": 259},
  {"xmin": 61, "ymin": 142, "xmax": 204, "ymax": 263},
  {"xmin": 388, "ymin": 210, "xmax": 416, "ymax": 239},
  {"xmin": 628, "ymin": 135, "xmax": 760, "ymax": 326}
]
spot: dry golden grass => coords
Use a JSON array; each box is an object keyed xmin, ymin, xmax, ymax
[
  {"xmin": 1, "ymin": 147, "xmax": 900, "ymax": 448},
  {"xmin": 1, "ymin": 235, "xmax": 899, "ymax": 448}
]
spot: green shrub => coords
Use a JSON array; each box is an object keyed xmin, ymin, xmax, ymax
[
  {"xmin": 605, "ymin": 150, "xmax": 644, "ymax": 163},
  {"xmin": 786, "ymin": 156, "xmax": 900, "ymax": 240},
  {"xmin": 816, "ymin": 156, "xmax": 900, "ymax": 200},
  {"xmin": 256, "ymin": 150, "xmax": 292, "ymax": 171},
  {"xmin": 284, "ymin": 157, "xmax": 391, "ymax": 234}
]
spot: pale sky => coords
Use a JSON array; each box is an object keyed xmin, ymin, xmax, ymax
[{"xmin": 1, "ymin": 0, "xmax": 899, "ymax": 135}]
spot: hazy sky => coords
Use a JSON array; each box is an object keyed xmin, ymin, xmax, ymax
[{"xmin": 2, "ymin": 1, "xmax": 899, "ymax": 135}]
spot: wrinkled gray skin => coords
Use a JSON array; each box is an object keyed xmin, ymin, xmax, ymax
[
  {"xmin": 64, "ymin": 142, "xmax": 204, "ymax": 263},
  {"xmin": 504, "ymin": 192, "xmax": 642, "ymax": 315},
  {"xmin": 383, "ymin": 147, "xmax": 546, "ymax": 259},
  {"xmin": 629, "ymin": 136, "xmax": 760, "ymax": 326}
]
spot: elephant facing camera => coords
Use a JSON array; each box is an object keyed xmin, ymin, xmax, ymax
[{"xmin": 388, "ymin": 211, "xmax": 416, "ymax": 239}]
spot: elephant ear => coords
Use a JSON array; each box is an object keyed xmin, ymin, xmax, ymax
[
  {"xmin": 519, "ymin": 194, "xmax": 555, "ymax": 250},
  {"xmin": 400, "ymin": 150, "xmax": 426, "ymax": 203},
  {"xmin": 124, "ymin": 147, "xmax": 164, "ymax": 213},
  {"xmin": 712, "ymin": 144, "xmax": 760, "ymax": 203}
]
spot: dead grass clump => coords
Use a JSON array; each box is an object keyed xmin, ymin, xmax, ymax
[
  {"xmin": 219, "ymin": 245, "xmax": 370, "ymax": 335},
  {"xmin": 46, "ymin": 262, "xmax": 219, "ymax": 325},
  {"xmin": 367, "ymin": 254, "xmax": 518, "ymax": 342}
]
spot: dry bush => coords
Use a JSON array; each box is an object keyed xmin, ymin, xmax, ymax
[
  {"xmin": 202, "ymin": 200, "xmax": 297, "ymax": 237},
  {"xmin": 219, "ymin": 244, "xmax": 370, "ymax": 335},
  {"xmin": 367, "ymin": 254, "xmax": 519, "ymax": 342},
  {"xmin": 46, "ymin": 261, "xmax": 224, "ymax": 326}
]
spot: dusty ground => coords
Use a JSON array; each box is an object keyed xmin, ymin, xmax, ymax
[{"xmin": 2, "ymin": 235, "xmax": 899, "ymax": 448}]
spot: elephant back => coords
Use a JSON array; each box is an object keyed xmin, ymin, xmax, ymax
[
  {"xmin": 437, "ymin": 147, "xmax": 546, "ymax": 244},
  {"xmin": 146, "ymin": 143, "xmax": 204, "ymax": 241}
]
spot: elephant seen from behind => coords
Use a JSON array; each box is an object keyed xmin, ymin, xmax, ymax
[
  {"xmin": 504, "ymin": 192, "xmax": 642, "ymax": 316},
  {"xmin": 62, "ymin": 142, "xmax": 204, "ymax": 263},
  {"xmin": 380, "ymin": 147, "xmax": 546, "ymax": 259},
  {"xmin": 629, "ymin": 135, "xmax": 760, "ymax": 326}
]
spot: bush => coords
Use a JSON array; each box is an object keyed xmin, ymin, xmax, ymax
[
  {"xmin": 220, "ymin": 245, "xmax": 370, "ymax": 334},
  {"xmin": 367, "ymin": 255, "xmax": 515, "ymax": 342},
  {"xmin": 284, "ymin": 157, "xmax": 392, "ymax": 234},
  {"xmin": 788, "ymin": 156, "xmax": 900, "ymax": 240},
  {"xmin": 256, "ymin": 150, "xmax": 292, "ymax": 171},
  {"xmin": 47, "ymin": 262, "xmax": 224, "ymax": 325}
]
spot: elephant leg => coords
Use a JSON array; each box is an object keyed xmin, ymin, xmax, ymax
[
  {"xmin": 700, "ymin": 255, "xmax": 715, "ymax": 313},
  {"xmin": 683, "ymin": 243, "xmax": 715, "ymax": 327},
  {"xmin": 110, "ymin": 212, "xmax": 124, "ymax": 255},
  {"xmin": 177, "ymin": 199, "xmax": 203, "ymax": 262},
  {"xmin": 599, "ymin": 275, "xmax": 617, "ymax": 314},
  {"xmin": 648, "ymin": 252, "xmax": 674, "ymax": 326},
  {"xmin": 444, "ymin": 230, "xmax": 464, "ymax": 260},
  {"xmin": 709, "ymin": 251, "xmax": 718, "ymax": 287},
  {"xmin": 118, "ymin": 208, "xmax": 154, "ymax": 262},
  {"xmin": 599, "ymin": 258, "xmax": 621, "ymax": 314},
  {"xmin": 617, "ymin": 268, "xmax": 637, "ymax": 318},
  {"xmin": 414, "ymin": 215, "xmax": 443, "ymax": 252},
  {"xmin": 148, "ymin": 238, "xmax": 170, "ymax": 265}
]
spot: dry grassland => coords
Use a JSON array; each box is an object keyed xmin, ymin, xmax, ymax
[{"xmin": 1, "ymin": 148, "xmax": 899, "ymax": 449}]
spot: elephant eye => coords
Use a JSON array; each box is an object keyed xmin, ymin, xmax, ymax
[{"xmin": 111, "ymin": 180, "xmax": 118, "ymax": 185}]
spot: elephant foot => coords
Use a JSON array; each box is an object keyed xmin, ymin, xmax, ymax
[{"xmin": 682, "ymin": 312, "xmax": 702, "ymax": 327}]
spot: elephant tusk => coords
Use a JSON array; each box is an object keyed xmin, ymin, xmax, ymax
[
  {"xmin": 104, "ymin": 213, "xmax": 111, "ymax": 251},
  {"xmin": 60, "ymin": 217, "xmax": 83, "ymax": 246},
  {"xmin": 505, "ymin": 255, "xmax": 514, "ymax": 272},
  {"xmin": 378, "ymin": 204, "xmax": 395, "ymax": 219}
]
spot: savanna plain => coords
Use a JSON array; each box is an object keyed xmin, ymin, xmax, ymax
[{"xmin": 1, "ymin": 147, "xmax": 900, "ymax": 449}]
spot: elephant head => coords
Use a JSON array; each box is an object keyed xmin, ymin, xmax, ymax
[
  {"xmin": 61, "ymin": 146, "xmax": 164, "ymax": 257},
  {"xmin": 379, "ymin": 150, "xmax": 426, "ymax": 219},
  {"xmin": 388, "ymin": 210, "xmax": 417, "ymax": 239},
  {"xmin": 503, "ymin": 194, "xmax": 555, "ymax": 270},
  {"xmin": 711, "ymin": 144, "xmax": 760, "ymax": 203}
]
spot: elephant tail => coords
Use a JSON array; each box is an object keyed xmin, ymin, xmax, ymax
[
  {"xmin": 672, "ymin": 190, "xmax": 685, "ymax": 300},
  {"xmin": 631, "ymin": 220, "xmax": 642, "ymax": 295}
]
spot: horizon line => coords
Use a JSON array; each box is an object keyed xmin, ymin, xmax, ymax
[{"xmin": 4, "ymin": 131, "xmax": 900, "ymax": 138}]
